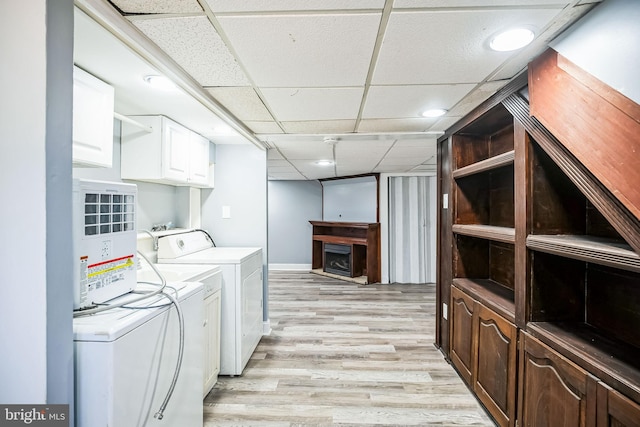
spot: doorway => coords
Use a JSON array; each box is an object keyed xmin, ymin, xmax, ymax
[{"xmin": 388, "ymin": 176, "xmax": 436, "ymax": 283}]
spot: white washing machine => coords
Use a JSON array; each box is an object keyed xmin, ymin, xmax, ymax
[
  {"xmin": 157, "ymin": 230, "xmax": 263, "ymax": 376},
  {"xmin": 137, "ymin": 260, "xmax": 223, "ymax": 397},
  {"xmin": 73, "ymin": 282, "xmax": 203, "ymax": 427}
]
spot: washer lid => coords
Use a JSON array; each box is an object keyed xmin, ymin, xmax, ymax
[
  {"xmin": 73, "ymin": 282, "xmax": 202, "ymax": 342},
  {"xmin": 158, "ymin": 247, "xmax": 261, "ymax": 264}
]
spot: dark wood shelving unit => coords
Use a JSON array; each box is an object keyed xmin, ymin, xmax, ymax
[
  {"xmin": 309, "ymin": 221, "xmax": 380, "ymax": 284},
  {"xmin": 438, "ymin": 48, "xmax": 640, "ymax": 427}
]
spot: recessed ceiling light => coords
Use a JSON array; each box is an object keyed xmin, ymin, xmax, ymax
[
  {"xmin": 315, "ymin": 160, "xmax": 334, "ymax": 166},
  {"xmin": 490, "ymin": 28, "xmax": 535, "ymax": 52},
  {"xmin": 143, "ymin": 75, "xmax": 176, "ymax": 90},
  {"xmin": 421, "ymin": 109, "xmax": 447, "ymax": 118}
]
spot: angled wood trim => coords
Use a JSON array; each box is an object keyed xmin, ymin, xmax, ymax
[
  {"xmin": 502, "ymin": 93, "xmax": 640, "ymax": 255},
  {"xmin": 438, "ymin": 71, "xmax": 528, "ymax": 143},
  {"xmin": 528, "ymin": 48, "xmax": 640, "ymax": 222}
]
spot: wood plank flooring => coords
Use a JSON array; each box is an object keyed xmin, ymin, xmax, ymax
[{"xmin": 204, "ymin": 271, "xmax": 495, "ymax": 427}]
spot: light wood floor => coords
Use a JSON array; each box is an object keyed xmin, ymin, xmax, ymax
[{"xmin": 204, "ymin": 271, "xmax": 495, "ymax": 427}]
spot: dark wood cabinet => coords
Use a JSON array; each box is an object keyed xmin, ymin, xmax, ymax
[
  {"xmin": 450, "ymin": 285, "xmax": 475, "ymax": 384},
  {"xmin": 519, "ymin": 332, "xmax": 597, "ymax": 427},
  {"xmin": 437, "ymin": 48, "xmax": 640, "ymax": 427},
  {"xmin": 597, "ymin": 384, "xmax": 640, "ymax": 427},
  {"xmin": 450, "ymin": 285, "xmax": 517, "ymax": 427},
  {"xmin": 474, "ymin": 304, "xmax": 517, "ymax": 427}
]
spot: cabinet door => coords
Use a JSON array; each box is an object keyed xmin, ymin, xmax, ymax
[
  {"xmin": 162, "ymin": 118, "xmax": 190, "ymax": 181},
  {"xmin": 203, "ymin": 289, "xmax": 221, "ymax": 397},
  {"xmin": 474, "ymin": 304, "xmax": 517, "ymax": 427},
  {"xmin": 519, "ymin": 332, "xmax": 597, "ymax": 427},
  {"xmin": 597, "ymin": 383, "xmax": 640, "ymax": 427},
  {"xmin": 188, "ymin": 132, "xmax": 210, "ymax": 186},
  {"xmin": 450, "ymin": 286, "xmax": 476, "ymax": 385},
  {"xmin": 72, "ymin": 66, "xmax": 114, "ymax": 167}
]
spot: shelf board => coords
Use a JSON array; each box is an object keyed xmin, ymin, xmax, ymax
[
  {"xmin": 527, "ymin": 322, "xmax": 640, "ymax": 405},
  {"xmin": 453, "ymin": 150, "xmax": 515, "ymax": 179},
  {"xmin": 452, "ymin": 278, "xmax": 515, "ymax": 323},
  {"xmin": 453, "ymin": 224, "xmax": 515, "ymax": 244},
  {"xmin": 527, "ymin": 234, "xmax": 640, "ymax": 273}
]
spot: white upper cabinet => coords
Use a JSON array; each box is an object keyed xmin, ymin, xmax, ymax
[
  {"xmin": 121, "ymin": 115, "xmax": 211, "ymax": 188},
  {"xmin": 72, "ymin": 66, "xmax": 115, "ymax": 167}
]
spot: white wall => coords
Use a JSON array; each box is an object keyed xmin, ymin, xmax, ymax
[
  {"xmin": 201, "ymin": 144, "xmax": 269, "ymax": 321},
  {"xmin": 551, "ymin": 0, "xmax": 640, "ymax": 104},
  {"xmin": 268, "ymin": 180, "xmax": 323, "ymax": 268},
  {"xmin": 322, "ymin": 176, "xmax": 378, "ymax": 222},
  {"xmin": 0, "ymin": 0, "xmax": 74, "ymax": 410}
]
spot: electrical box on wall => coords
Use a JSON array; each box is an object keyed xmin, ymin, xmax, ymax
[{"xmin": 72, "ymin": 179, "xmax": 138, "ymax": 310}]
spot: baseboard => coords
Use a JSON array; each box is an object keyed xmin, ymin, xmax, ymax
[
  {"xmin": 262, "ymin": 320, "xmax": 271, "ymax": 335},
  {"xmin": 268, "ymin": 263, "xmax": 312, "ymax": 271}
]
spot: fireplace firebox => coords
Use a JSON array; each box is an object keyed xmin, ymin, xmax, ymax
[{"xmin": 324, "ymin": 244, "xmax": 352, "ymax": 277}]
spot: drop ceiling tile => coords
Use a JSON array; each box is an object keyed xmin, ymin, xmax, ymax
[
  {"xmin": 447, "ymin": 81, "xmax": 508, "ymax": 117},
  {"xmin": 427, "ymin": 116, "xmax": 462, "ymax": 133},
  {"xmin": 130, "ymin": 16, "xmax": 249, "ymax": 86},
  {"xmin": 363, "ymin": 84, "xmax": 476, "ymax": 119},
  {"xmin": 216, "ymin": 13, "xmax": 381, "ymax": 87},
  {"xmin": 292, "ymin": 159, "xmax": 333, "ymax": 170},
  {"xmin": 373, "ymin": 8, "xmax": 562, "ymax": 85},
  {"xmin": 386, "ymin": 145, "xmax": 436, "ymax": 159},
  {"xmin": 267, "ymin": 159, "xmax": 292, "ymax": 167},
  {"xmin": 267, "ymin": 149, "xmax": 285, "ymax": 159},
  {"xmin": 261, "ymin": 87, "xmax": 364, "ymax": 121},
  {"xmin": 205, "ymin": 0, "xmax": 384, "ymax": 13},
  {"xmin": 111, "ymin": 0, "xmax": 203, "ymax": 14},
  {"xmin": 394, "ymin": 0, "xmax": 569, "ymax": 7},
  {"xmin": 378, "ymin": 156, "xmax": 426, "ymax": 166},
  {"xmin": 391, "ymin": 138, "xmax": 438, "ymax": 148},
  {"xmin": 206, "ymin": 87, "xmax": 273, "ymax": 121},
  {"xmin": 336, "ymin": 167, "xmax": 375, "ymax": 176},
  {"xmin": 274, "ymin": 141, "xmax": 333, "ymax": 160},
  {"xmin": 268, "ymin": 172, "xmax": 306, "ymax": 180},
  {"xmin": 247, "ymin": 121, "xmax": 283, "ymax": 134},
  {"xmin": 357, "ymin": 118, "xmax": 437, "ymax": 133},
  {"xmin": 373, "ymin": 165, "xmax": 413, "ymax": 172},
  {"xmin": 281, "ymin": 120, "xmax": 356, "ymax": 134},
  {"xmin": 268, "ymin": 165, "xmax": 299, "ymax": 173}
]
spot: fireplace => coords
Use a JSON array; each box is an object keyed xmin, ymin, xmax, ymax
[{"xmin": 324, "ymin": 244, "xmax": 352, "ymax": 277}]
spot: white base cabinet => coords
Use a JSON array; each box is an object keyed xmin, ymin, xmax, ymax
[
  {"xmin": 121, "ymin": 115, "xmax": 211, "ymax": 187},
  {"xmin": 203, "ymin": 280, "xmax": 222, "ymax": 397}
]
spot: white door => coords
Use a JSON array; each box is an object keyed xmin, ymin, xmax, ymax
[
  {"xmin": 388, "ymin": 176, "xmax": 436, "ymax": 283},
  {"xmin": 162, "ymin": 118, "xmax": 190, "ymax": 181}
]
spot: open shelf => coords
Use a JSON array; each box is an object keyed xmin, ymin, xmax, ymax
[
  {"xmin": 453, "ymin": 224, "xmax": 515, "ymax": 244},
  {"xmin": 527, "ymin": 321, "xmax": 640, "ymax": 405},
  {"xmin": 453, "ymin": 150, "xmax": 514, "ymax": 179},
  {"xmin": 455, "ymin": 164, "xmax": 514, "ymax": 229},
  {"xmin": 454, "ymin": 234, "xmax": 515, "ymax": 298},
  {"xmin": 453, "ymin": 278, "xmax": 515, "ymax": 322},
  {"xmin": 527, "ymin": 234, "xmax": 640, "ymax": 273}
]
